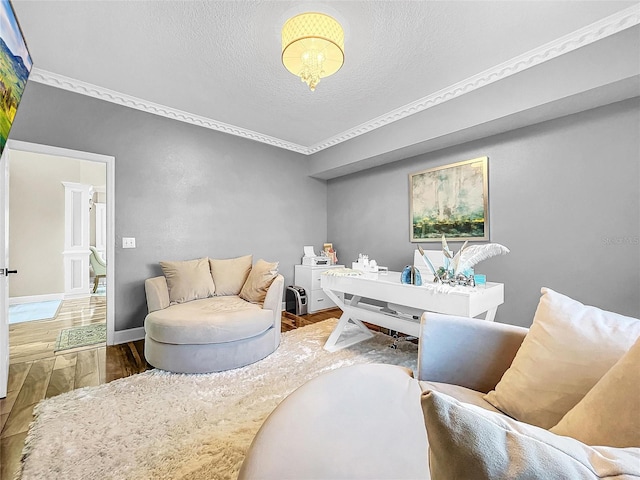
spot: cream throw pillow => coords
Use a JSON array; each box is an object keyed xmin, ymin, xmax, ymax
[
  {"xmin": 550, "ymin": 335, "xmax": 640, "ymax": 447},
  {"xmin": 484, "ymin": 287, "xmax": 640, "ymax": 429},
  {"xmin": 239, "ymin": 259, "xmax": 279, "ymax": 305},
  {"xmin": 159, "ymin": 257, "xmax": 215, "ymax": 304},
  {"xmin": 421, "ymin": 390, "xmax": 640, "ymax": 480},
  {"xmin": 209, "ymin": 255, "xmax": 252, "ymax": 296}
]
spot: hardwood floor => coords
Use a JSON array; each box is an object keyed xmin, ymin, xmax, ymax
[
  {"xmin": 0, "ymin": 304, "xmax": 342, "ymax": 480},
  {"xmin": 8, "ymin": 296, "xmax": 107, "ymax": 364}
]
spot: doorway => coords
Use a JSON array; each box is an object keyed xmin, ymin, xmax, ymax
[{"xmin": 4, "ymin": 140, "xmax": 115, "ymax": 348}]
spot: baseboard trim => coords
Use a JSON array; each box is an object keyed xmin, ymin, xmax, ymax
[
  {"xmin": 63, "ymin": 292, "xmax": 92, "ymax": 300},
  {"xmin": 112, "ymin": 327, "xmax": 146, "ymax": 345},
  {"xmin": 9, "ymin": 293, "xmax": 65, "ymax": 305}
]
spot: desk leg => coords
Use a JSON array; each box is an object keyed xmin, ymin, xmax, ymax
[
  {"xmin": 323, "ymin": 289, "xmax": 374, "ymax": 352},
  {"xmin": 483, "ymin": 307, "xmax": 498, "ymax": 322}
]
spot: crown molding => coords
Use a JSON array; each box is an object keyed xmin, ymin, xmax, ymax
[
  {"xmin": 307, "ymin": 4, "xmax": 640, "ymax": 154},
  {"xmin": 28, "ymin": 5, "xmax": 639, "ymax": 156},
  {"xmin": 27, "ymin": 69, "xmax": 309, "ymax": 155}
]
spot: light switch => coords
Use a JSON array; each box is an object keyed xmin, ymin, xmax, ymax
[{"xmin": 122, "ymin": 237, "xmax": 136, "ymax": 249}]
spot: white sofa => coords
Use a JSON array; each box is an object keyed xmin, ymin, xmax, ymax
[
  {"xmin": 144, "ymin": 256, "xmax": 284, "ymax": 374},
  {"xmin": 239, "ymin": 288, "xmax": 640, "ymax": 479}
]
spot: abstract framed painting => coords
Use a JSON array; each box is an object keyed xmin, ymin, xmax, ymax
[
  {"xmin": 410, "ymin": 157, "xmax": 489, "ymax": 242},
  {"xmin": 0, "ymin": 0, "xmax": 33, "ymax": 156}
]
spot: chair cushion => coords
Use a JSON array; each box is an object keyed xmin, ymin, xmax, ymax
[
  {"xmin": 210, "ymin": 255, "xmax": 253, "ymax": 296},
  {"xmin": 484, "ymin": 287, "xmax": 640, "ymax": 429},
  {"xmin": 550, "ymin": 335, "xmax": 640, "ymax": 447},
  {"xmin": 422, "ymin": 390, "xmax": 640, "ymax": 480},
  {"xmin": 159, "ymin": 257, "xmax": 215, "ymax": 304},
  {"xmin": 239, "ymin": 259, "xmax": 279, "ymax": 304},
  {"xmin": 145, "ymin": 296, "xmax": 273, "ymax": 344}
]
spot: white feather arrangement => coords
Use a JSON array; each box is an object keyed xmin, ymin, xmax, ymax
[
  {"xmin": 455, "ymin": 243, "xmax": 510, "ymax": 276},
  {"xmin": 417, "ymin": 245, "xmax": 441, "ymax": 282},
  {"xmin": 450, "ymin": 240, "xmax": 468, "ymax": 274}
]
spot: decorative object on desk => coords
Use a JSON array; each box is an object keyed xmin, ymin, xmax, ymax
[
  {"xmin": 401, "ymin": 265, "xmax": 422, "ymax": 286},
  {"xmin": 322, "ymin": 267, "xmax": 362, "ymax": 277},
  {"xmin": 441, "ymin": 235, "xmax": 469, "ymax": 277},
  {"xmin": 444, "ymin": 241, "xmax": 509, "ymax": 286},
  {"xmin": 418, "ymin": 236, "xmax": 509, "ymax": 286},
  {"xmin": 455, "ymin": 243, "xmax": 510, "ymax": 276},
  {"xmin": 352, "ymin": 253, "xmax": 380, "ymax": 272},
  {"xmin": 410, "ymin": 157, "xmax": 489, "ymax": 242},
  {"xmin": 474, "ymin": 274, "xmax": 487, "ymax": 288},
  {"xmin": 417, "ymin": 245, "xmax": 442, "ymax": 283},
  {"xmin": 323, "ymin": 243, "xmax": 338, "ymax": 264}
]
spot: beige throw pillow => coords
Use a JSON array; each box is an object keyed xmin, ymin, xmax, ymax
[
  {"xmin": 550, "ymin": 335, "xmax": 640, "ymax": 447},
  {"xmin": 484, "ymin": 287, "xmax": 640, "ymax": 429},
  {"xmin": 421, "ymin": 390, "xmax": 640, "ymax": 480},
  {"xmin": 209, "ymin": 255, "xmax": 252, "ymax": 296},
  {"xmin": 239, "ymin": 259, "xmax": 279, "ymax": 305},
  {"xmin": 159, "ymin": 257, "xmax": 215, "ymax": 304}
]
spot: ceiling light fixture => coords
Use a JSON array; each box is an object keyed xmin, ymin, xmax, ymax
[{"xmin": 281, "ymin": 12, "xmax": 344, "ymax": 92}]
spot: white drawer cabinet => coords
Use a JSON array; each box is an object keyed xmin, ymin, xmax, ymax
[{"xmin": 294, "ymin": 264, "xmax": 344, "ymax": 313}]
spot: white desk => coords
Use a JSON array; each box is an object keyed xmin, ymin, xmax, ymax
[{"xmin": 321, "ymin": 271, "xmax": 504, "ymax": 352}]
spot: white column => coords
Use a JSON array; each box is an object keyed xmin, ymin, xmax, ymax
[{"xmin": 62, "ymin": 182, "xmax": 92, "ymax": 298}]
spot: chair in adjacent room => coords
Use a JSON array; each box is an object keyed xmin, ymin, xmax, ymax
[{"xmin": 89, "ymin": 246, "xmax": 106, "ymax": 293}]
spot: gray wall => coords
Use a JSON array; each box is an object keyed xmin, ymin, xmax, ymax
[
  {"xmin": 11, "ymin": 82, "xmax": 328, "ymax": 331},
  {"xmin": 10, "ymin": 81, "xmax": 639, "ymax": 331},
  {"xmin": 328, "ymin": 98, "xmax": 640, "ymax": 327}
]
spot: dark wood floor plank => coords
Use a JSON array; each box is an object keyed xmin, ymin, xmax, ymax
[
  {"xmin": 104, "ymin": 345, "xmax": 126, "ymax": 383},
  {"xmin": 45, "ymin": 365, "xmax": 76, "ymax": 399},
  {"xmin": 132, "ymin": 340, "xmax": 150, "ymax": 374},
  {"xmin": 0, "ymin": 431, "xmax": 27, "ymax": 480},
  {"xmin": 0, "ymin": 361, "xmax": 30, "ymax": 416},
  {"xmin": 121, "ymin": 344, "xmax": 139, "ymax": 377},
  {"xmin": 9, "ymin": 358, "xmax": 55, "ymax": 407},
  {"xmin": 52, "ymin": 352, "xmax": 77, "ymax": 371},
  {"xmin": 97, "ymin": 346, "xmax": 107, "ymax": 384},
  {"xmin": 74, "ymin": 349, "xmax": 99, "ymax": 389},
  {"xmin": 126, "ymin": 342, "xmax": 145, "ymax": 373},
  {"xmin": 0, "ymin": 389, "xmax": 20, "ymax": 417},
  {"xmin": 1, "ymin": 402, "xmax": 38, "ymax": 438},
  {"xmin": 6, "ymin": 362, "xmax": 31, "ymax": 393},
  {"xmin": 1, "ymin": 358, "xmax": 55, "ymax": 438}
]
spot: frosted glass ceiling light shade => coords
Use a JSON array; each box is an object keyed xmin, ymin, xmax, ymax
[{"xmin": 282, "ymin": 12, "xmax": 344, "ymax": 92}]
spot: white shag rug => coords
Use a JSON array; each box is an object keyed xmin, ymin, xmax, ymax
[{"xmin": 19, "ymin": 318, "xmax": 418, "ymax": 480}]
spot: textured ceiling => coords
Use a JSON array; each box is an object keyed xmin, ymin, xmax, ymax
[{"xmin": 11, "ymin": 0, "xmax": 639, "ymax": 149}]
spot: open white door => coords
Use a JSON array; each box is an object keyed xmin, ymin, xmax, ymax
[
  {"xmin": 0, "ymin": 147, "xmax": 11, "ymax": 398},
  {"xmin": 6, "ymin": 141, "xmax": 116, "ymax": 346}
]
